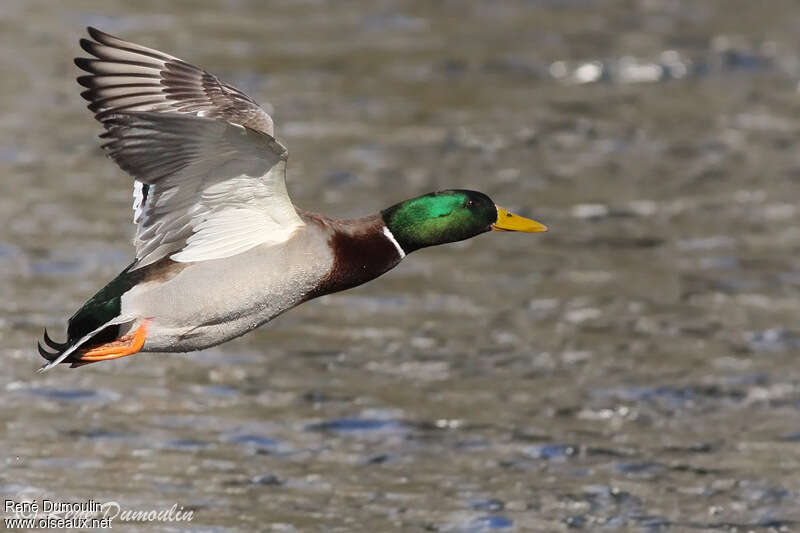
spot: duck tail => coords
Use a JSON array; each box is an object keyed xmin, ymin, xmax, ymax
[
  {"xmin": 37, "ymin": 329, "xmax": 69, "ymax": 364},
  {"xmin": 36, "ymin": 324, "xmax": 111, "ymax": 372},
  {"xmin": 37, "ymin": 261, "xmax": 145, "ymax": 372}
]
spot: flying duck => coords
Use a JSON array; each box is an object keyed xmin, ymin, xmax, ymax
[{"xmin": 37, "ymin": 27, "xmax": 547, "ymax": 371}]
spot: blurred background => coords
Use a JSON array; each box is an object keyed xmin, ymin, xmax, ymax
[{"xmin": 2, "ymin": 0, "xmax": 800, "ymax": 530}]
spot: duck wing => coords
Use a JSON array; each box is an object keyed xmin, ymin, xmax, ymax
[
  {"xmin": 75, "ymin": 27, "xmax": 303, "ymax": 268},
  {"xmin": 77, "ymin": 27, "xmax": 275, "ymax": 134}
]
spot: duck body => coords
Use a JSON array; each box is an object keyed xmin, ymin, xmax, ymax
[
  {"xmin": 37, "ymin": 28, "xmax": 546, "ymax": 371},
  {"xmin": 117, "ymin": 213, "xmax": 402, "ymax": 353}
]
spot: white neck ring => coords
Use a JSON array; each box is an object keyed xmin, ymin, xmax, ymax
[{"xmin": 382, "ymin": 226, "xmax": 406, "ymax": 259}]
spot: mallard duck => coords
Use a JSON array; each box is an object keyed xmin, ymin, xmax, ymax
[{"xmin": 37, "ymin": 27, "xmax": 547, "ymax": 371}]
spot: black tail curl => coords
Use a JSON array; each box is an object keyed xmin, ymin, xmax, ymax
[{"xmin": 37, "ymin": 328, "xmax": 70, "ymax": 363}]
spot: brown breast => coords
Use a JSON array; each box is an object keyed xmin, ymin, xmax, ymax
[{"xmin": 299, "ymin": 211, "xmax": 404, "ymax": 300}]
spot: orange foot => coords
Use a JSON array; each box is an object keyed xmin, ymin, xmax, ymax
[{"xmin": 72, "ymin": 320, "xmax": 149, "ymax": 367}]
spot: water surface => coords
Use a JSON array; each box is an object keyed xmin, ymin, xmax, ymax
[{"xmin": 2, "ymin": 0, "xmax": 800, "ymax": 530}]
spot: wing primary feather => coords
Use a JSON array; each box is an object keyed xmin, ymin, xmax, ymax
[{"xmin": 76, "ymin": 28, "xmax": 298, "ymax": 267}]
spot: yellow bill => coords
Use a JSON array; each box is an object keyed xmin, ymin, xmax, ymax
[{"xmin": 492, "ymin": 206, "xmax": 548, "ymax": 233}]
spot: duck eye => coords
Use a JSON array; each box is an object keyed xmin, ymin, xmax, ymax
[{"xmin": 465, "ymin": 199, "xmax": 474, "ymax": 208}]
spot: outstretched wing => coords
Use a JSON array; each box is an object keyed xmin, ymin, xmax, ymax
[
  {"xmin": 77, "ymin": 27, "xmax": 274, "ymax": 134},
  {"xmin": 100, "ymin": 112, "xmax": 301, "ymax": 266},
  {"xmin": 75, "ymin": 27, "xmax": 302, "ymax": 268}
]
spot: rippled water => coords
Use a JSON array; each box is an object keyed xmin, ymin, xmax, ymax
[{"xmin": 3, "ymin": 0, "xmax": 800, "ymax": 531}]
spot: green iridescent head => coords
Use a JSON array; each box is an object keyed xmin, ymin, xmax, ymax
[{"xmin": 381, "ymin": 190, "xmax": 547, "ymax": 254}]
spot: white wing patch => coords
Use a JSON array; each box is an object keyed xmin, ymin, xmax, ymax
[
  {"xmin": 101, "ymin": 112, "xmax": 303, "ymax": 268},
  {"xmin": 171, "ymin": 163, "xmax": 300, "ymax": 263},
  {"xmin": 132, "ymin": 180, "xmax": 150, "ymax": 224}
]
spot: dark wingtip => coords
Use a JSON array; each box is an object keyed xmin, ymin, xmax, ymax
[
  {"xmin": 74, "ymin": 57, "xmax": 92, "ymax": 72},
  {"xmin": 79, "ymin": 38, "xmax": 96, "ymax": 56},
  {"xmin": 86, "ymin": 26, "xmax": 106, "ymax": 42},
  {"xmin": 87, "ymin": 27, "xmax": 125, "ymax": 47}
]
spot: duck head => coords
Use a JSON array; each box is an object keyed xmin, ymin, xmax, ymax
[{"xmin": 381, "ymin": 190, "xmax": 547, "ymax": 254}]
